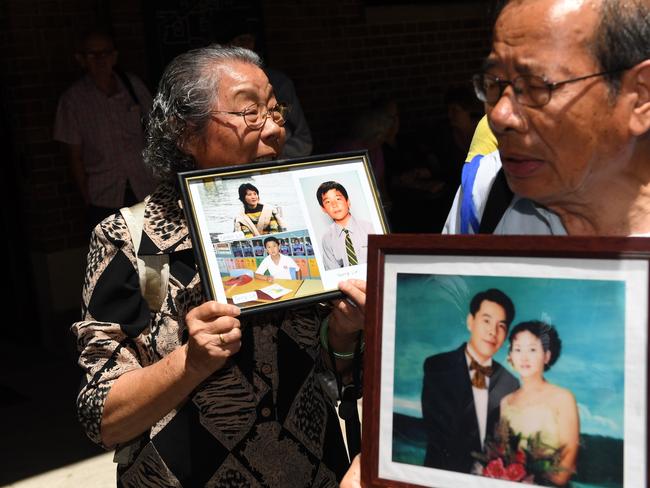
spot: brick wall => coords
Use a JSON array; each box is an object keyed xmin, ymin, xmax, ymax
[
  {"xmin": 2, "ymin": 0, "xmax": 150, "ymax": 253},
  {"xmin": 263, "ymin": 1, "xmax": 494, "ymax": 151},
  {"xmin": 3, "ymin": 0, "xmax": 492, "ymax": 254}
]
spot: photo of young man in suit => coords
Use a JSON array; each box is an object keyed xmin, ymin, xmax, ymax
[
  {"xmin": 316, "ymin": 180, "xmax": 373, "ymax": 271},
  {"xmin": 421, "ymin": 288, "xmax": 519, "ymax": 473}
]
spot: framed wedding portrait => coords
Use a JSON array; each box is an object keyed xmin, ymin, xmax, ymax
[
  {"xmin": 178, "ymin": 151, "xmax": 387, "ymax": 314},
  {"xmin": 362, "ymin": 235, "xmax": 650, "ymax": 488}
]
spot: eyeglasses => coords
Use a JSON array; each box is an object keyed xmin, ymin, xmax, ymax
[
  {"xmin": 211, "ymin": 102, "xmax": 290, "ymax": 130},
  {"xmin": 472, "ymin": 68, "xmax": 628, "ymax": 108},
  {"xmin": 82, "ymin": 49, "xmax": 115, "ymax": 60}
]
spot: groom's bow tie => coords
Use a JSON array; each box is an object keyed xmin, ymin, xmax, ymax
[{"xmin": 467, "ymin": 353, "xmax": 493, "ymax": 389}]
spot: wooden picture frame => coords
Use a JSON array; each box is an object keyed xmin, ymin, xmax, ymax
[
  {"xmin": 363, "ymin": 234, "xmax": 649, "ymax": 488},
  {"xmin": 178, "ymin": 151, "xmax": 388, "ymax": 315}
]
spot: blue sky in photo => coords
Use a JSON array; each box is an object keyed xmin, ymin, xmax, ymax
[{"xmin": 392, "ymin": 273, "xmax": 626, "ymax": 439}]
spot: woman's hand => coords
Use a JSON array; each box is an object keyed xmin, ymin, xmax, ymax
[
  {"xmin": 185, "ymin": 301, "xmax": 242, "ymax": 378},
  {"xmin": 101, "ymin": 301, "xmax": 242, "ymax": 447},
  {"xmin": 340, "ymin": 454, "xmax": 362, "ymax": 488}
]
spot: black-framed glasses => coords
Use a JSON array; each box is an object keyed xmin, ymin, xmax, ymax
[
  {"xmin": 82, "ymin": 49, "xmax": 115, "ymax": 60},
  {"xmin": 472, "ymin": 68, "xmax": 628, "ymax": 108},
  {"xmin": 211, "ymin": 102, "xmax": 290, "ymax": 130}
]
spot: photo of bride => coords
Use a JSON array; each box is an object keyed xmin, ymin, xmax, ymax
[{"xmin": 477, "ymin": 321, "xmax": 580, "ymax": 486}]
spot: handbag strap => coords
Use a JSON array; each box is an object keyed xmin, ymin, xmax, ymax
[{"xmin": 115, "ymin": 68, "xmax": 140, "ymax": 106}]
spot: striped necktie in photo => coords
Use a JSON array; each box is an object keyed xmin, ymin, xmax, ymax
[{"xmin": 343, "ymin": 228, "xmax": 358, "ymax": 266}]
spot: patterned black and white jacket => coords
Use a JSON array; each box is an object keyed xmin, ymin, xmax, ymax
[{"xmin": 72, "ymin": 184, "xmax": 348, "ymax": 487}]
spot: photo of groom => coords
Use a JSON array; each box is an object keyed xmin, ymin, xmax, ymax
[{"xmin": 421, "ymin": 288, "xmax": 519, "ymax": 473}]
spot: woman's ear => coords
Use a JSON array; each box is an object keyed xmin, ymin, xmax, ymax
[
  {"xmin": 177, "ymin": 123, "xmax": 198, "ymax": 157},
  {"xmin": 544, "ymin": 349, "xmax": 551, "ymax": 366}
]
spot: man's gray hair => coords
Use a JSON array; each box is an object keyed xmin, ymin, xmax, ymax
[
  {"xmin": 143, "ymin": 44, "xmax": 262, "ymax": 183},
  {"xmin": 593, "ymin": 0, "xmax": 650, "ymax": 93}
]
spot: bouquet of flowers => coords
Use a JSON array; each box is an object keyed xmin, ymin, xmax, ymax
[{"xmin": 473, "ymin": 420, "xmax": 564, "ymax": 485}]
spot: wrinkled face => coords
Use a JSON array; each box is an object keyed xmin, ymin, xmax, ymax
[
  {"xmin": 77, "ymin": 34, "xmax": 117, "ymax": 80},
  {"xmin": 467, "ymin": 299, "xmax": 508, "ymax": 362},
  {"xmin": 486, "ymin": 0, "xmax": 633, "ymax": 207},
  {"xmin": 509, "ymin": 330, "xmax": 551, "ymax": 378},
  {"xmin": 186, "ymin": 60, "xmax": 285, "ymax": 169},
  {"xmin": 244, "ymin": 189, "xmax": 259, "ymax": 207},
  {"xmin": 265, "ymin": 240, "xmax": 280, "ymax": 256},
  {"xmin": 320, "ymin": 189, "xmax": 351, "ymax": 222}
]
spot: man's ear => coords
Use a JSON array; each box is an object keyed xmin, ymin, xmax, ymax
[
  {"xmin": 74, "ymin": 53, "xmax": 85, "ymax": 68},
  {"xmin": 627, "ymin": 60, "xmax": 650, "ymax": 136},
  {"xmin": 466, "ymin": 313, "xmax": 473, "ymax": 331}
]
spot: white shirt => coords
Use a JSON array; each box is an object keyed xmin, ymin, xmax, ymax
[
  {"xmin": 321, "ymin": 214, "xmax": 374, "ymax": 270},
  {"xmin": 256, "ymin": 253, "xmax": 299, "ymax": 280},
  {"xmin": 465, "ymin": 344, "xmax": 492, "ymax": 448},
  {"xmin": 53, "ymin": 73, "xmax": 155, "ymax": 208}
]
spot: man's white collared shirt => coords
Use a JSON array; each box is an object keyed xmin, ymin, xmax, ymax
[{"xmin": 466, "ymin": 344, "xmax": 492, "ymax": 448}]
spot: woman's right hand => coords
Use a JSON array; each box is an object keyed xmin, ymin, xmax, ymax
[{"xmin": 185, "ymin": 301, "xmax": 242, "ymax": 378}]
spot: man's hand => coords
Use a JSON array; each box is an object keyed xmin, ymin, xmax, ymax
[
  {"xmin": 185, "ymin": 301, "xmax": 242, "ymax": 378},
  {"xmin": 340, "ymin": 454, "xmax": 362, "ymax": 488},
  {"xmin": 330, "ymin": 279, "xmax": 366, "ymax": 336},
  {"xmin": 326, "ymin": 280, "xmax": 366, "ymax": 371}
]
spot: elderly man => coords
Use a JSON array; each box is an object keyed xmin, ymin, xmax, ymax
[
  {"xmin": 341, "ymin": 0, "xmax": 649, "ymax": 485},
  {"xmin": 72, "ymin": 45, "xmax": 364, "ymax": 487},
  {"xmin": 54, "ymin": 31, "xmax": 156, "ymax": 234},
  {"xmin": 444, "ymin": 0, "xmax": 650, "ymax": 237}
]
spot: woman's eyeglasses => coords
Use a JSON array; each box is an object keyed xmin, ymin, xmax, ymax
[{"xmin": 211, "ymin": 102, "xmax": 290, "ymax": 130}]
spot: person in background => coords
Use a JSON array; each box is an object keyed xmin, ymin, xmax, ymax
[
  {"xmin": 54, "ymin": 29, "xmax": 155, "ymax": 235},
  {"xmin": 394, "ymin": 85, "xmax": 484, "ymax": 233},
  {"xmin": 218, "ymin": 17, "xmax": 313, "ymax": 159},
  {"xmin": 332, "ymin": 98, "xmax": 397, "ymax": 206},
  {"xmin": 72, "ymin": 44, "xmax": 365, "ymax": 487},
  {"xmin": 432, "ymin": 86, "xmax": 486, "ymax": 200}
]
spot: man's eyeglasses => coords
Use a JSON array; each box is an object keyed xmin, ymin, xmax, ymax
[
  {"xmin": 211, "ymin": 102, "xmax": 290, "ymax": 130},
  {"xmin": 472, "ymin": 68, "xmax": 628, "ymax": 108}
]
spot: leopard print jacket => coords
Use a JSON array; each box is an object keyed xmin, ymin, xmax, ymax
[{"xmin": 71, "ymin": 184, "xmax": 349, "ymax": 487}]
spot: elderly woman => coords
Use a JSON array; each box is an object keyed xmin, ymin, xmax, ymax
[{"xmin": 72, "ymin": 45, "xmax": 365, "ymax": 487}]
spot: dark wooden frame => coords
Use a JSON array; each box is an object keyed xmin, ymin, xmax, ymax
[
  {"xmin": 178, "ymin": 151, "xmax": 388, "ymax": 316},
  {"xmin": 362, "ymin": 234, "xmax": 650, "ymax": 488}
]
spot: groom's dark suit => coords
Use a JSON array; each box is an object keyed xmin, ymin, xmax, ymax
[{"xmin": 421, "ymin": 343, "xmax": 518, "ymax": 473}]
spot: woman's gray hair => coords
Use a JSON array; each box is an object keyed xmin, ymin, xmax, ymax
[{"xmin": 143, "ymin": 44, "xmax": 262, "ymax": 183}]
